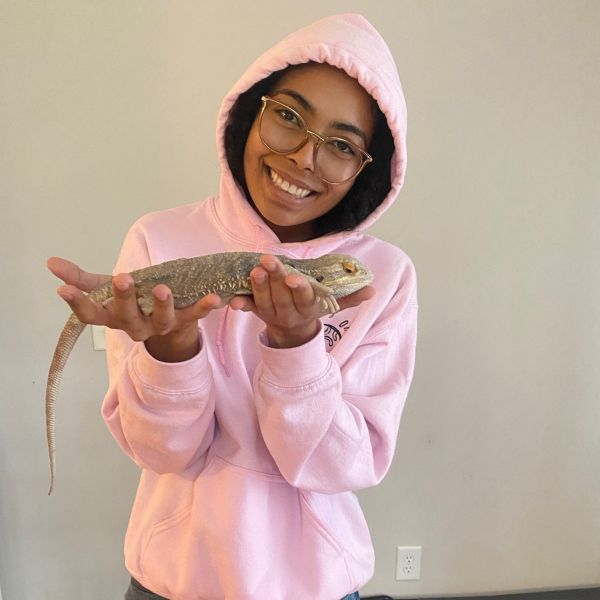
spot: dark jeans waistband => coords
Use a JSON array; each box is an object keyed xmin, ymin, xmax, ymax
[
  {"xmin": 126, "ymin": 577, "xmax": 169, "ymax": 599},
  {"xmin": 126, "ymin": 577, "xmax": 360, "ymax": 600}
]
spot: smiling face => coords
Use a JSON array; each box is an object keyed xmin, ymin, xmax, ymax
[{"xmin": 242, "ymin": 63, "xmax": 376, "ymax": 242}]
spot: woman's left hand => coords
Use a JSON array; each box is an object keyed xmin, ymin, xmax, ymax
[{"xmin": 229, "ymin": 255, "xmax": 374, "ymax": 348}]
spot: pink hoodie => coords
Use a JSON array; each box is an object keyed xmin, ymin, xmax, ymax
[{"xmin": 102, "ymin": 13, "xmax": 417, "ymax": 600}]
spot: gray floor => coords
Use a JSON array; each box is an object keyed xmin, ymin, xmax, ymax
[{"xmin": 362, "ymin": 588, "xmax": 600, "ymax": 600}]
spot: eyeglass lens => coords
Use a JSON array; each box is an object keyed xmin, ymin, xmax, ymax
[{"xmin": 259, "ymin": 100, "xmax": 365, "ymax": 183}]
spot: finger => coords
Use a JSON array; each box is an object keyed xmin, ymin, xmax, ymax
[
  {"xmin": 259, "ymin": 254, "xmax": 285, "ymax": 280},
  {"xmin": 111, "ymin": 273, "xmax": 146, "ymax": 333},
  {"xmin": 149, "ymin": 284, "xmax": 176, "ymax": 335},
  {"xmin": 229, "ymin": 296, "xmax": 255, "ymax": 312},
  {"xmin": 48, "ymin": 257, "xmax": 111, "ymax": 292},
  {"xmin": 260, "ymin": 256, "xmax": 295, "ymax": 314},
  {"xmin": 285, "ymin": 274, "xmax": 317, "ymax": 315},
  {"xmin": 250, "ymin": 266, "xmax": 275, "ymax": 316},
  {"xmin": 186, "ymin": 293, "xmax": 223, "ymax": 320},
  {"xmin": 151, "ymin": 288, "xmax": 222, "ymax": 323},
  {"xmin": 260, "ymin": 255, "xmax": 290, "ymax": 291},
  {"xmin": 269, "ymin": 281, "xmax": 296, "ymax": 315},
  {"xmin": 57, "ymin": 285, "xmax": 109, "ymax": 325}
]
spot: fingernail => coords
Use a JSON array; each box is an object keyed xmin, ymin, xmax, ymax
[
  {"xmin": 58, "ymin": 289, "xmax": 74, "ymax": 302},
  {"xmin": 253, "ymin": 272, "xmax": 266, "ymax": 284},
  {"xmin": 114, "ymin": 279, "xmax": 130, "ymax": 292}
]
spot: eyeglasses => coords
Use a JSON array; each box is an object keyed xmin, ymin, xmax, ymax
[{"xmin": 258, "ymin": 96, "xmax": 373, "ymax": 185}]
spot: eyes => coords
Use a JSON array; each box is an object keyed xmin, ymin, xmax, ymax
[
  {"xmin": 275, "ymin": 108, "xmax": 301, "ymax": 126},
  {"xmin": 273, "ymin": 109, "xmax": 360, "ymax": 158},
  {"xmin": 314, "ymin": 262, "xmax": 358, "ymax": 283},
  {"xmin": 330, "ymin": 139, "xmax": 356, "ymax": 156}
]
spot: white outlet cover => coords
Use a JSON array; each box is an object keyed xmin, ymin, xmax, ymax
[
  {"xmin": 91, "ymin": 325, "xmax": 107, "ymax": 351},
  {"xmin": 396, "ymin": 545, "xmax": 421, "ymax": 581}
]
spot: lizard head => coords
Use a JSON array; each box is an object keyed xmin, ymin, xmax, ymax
[{"xmin": 312, "ymin": 254, "xmax": 374, "ymax": 299}]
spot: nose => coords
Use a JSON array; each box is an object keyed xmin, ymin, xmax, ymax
[{"xmin": 285, "ymin": 133, "xmax": 319, "ymax": 172}]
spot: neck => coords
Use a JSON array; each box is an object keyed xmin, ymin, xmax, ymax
[
  {"xmin": 269, "ymin": 221, "xmax": 315, "ymax": 243},
  {"xmin": 253, "ymin": 210, "xmax": 316, "ymax": 243}
]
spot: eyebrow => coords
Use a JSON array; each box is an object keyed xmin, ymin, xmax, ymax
[
  {"xmin": 330, "ymin": 121, "xmax": 369, "ymax": 147},
  {"xmin": 274, "ymin": 89, "xmax": 314, "ymax": 112},
  {"xmin": 273, "ymin": 88, "xmax": 369, "ymax": 147}
]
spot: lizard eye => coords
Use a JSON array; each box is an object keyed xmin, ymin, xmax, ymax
[
  {"xmin": 316, "ymin": 275, "xmax": 325, "ymax": 282},
  {"xmin": 342, "ymin": 262, "xmax": 357, "ymax": 274}
]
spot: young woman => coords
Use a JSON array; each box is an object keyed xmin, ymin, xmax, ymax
[{"xmin": 49, "ymin": 13, "xmax": 417, "ymax": 600}]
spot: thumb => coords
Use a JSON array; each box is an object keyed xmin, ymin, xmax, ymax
[{"xmin": 47, "ymin": 257, "xmax": 112, "ymax": 292}]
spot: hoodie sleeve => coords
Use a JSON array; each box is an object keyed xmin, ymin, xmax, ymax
[
  {"xmin": 100, "ymin": 223, "xmax": 216, "ymax": 476},
  {"xmin": 253, "ymin": 268, "xmax": 417, "ymax": 494}
]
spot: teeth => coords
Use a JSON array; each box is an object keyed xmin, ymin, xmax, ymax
[{"xmin": 269, "ymin": 169, "xmax": 311, "ymax": 199}]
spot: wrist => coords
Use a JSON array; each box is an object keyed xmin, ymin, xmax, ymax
[
  {"xmin": 144, "ymin": 323, "xmax": 200, "ymax": 362},
  {"xmin": 266, "ymin": 321, "xmax": 320, "ymax": 349}
]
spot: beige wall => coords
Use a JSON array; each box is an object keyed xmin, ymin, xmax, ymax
[{"xmin": 1, "ymin": 1, "xmax": 599, "ymax": 598}]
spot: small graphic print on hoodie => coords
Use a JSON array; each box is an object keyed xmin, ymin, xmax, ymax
[{"xmin": 324, "ymin": 317, "xmax": 352, "ymax": 349}]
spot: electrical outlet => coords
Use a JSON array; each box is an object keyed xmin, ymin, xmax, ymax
[
  {"xmin": 91, "ymin": 325, "xmax": 106, "ymax": 351},
  {"xmin": 396, "ymin": 545, "xmax": 421, "ymax": 580}
]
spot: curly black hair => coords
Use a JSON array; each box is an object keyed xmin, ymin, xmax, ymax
[{"xmin": 224, "ymin": 64, "xmax": 395, "ymax": 238}]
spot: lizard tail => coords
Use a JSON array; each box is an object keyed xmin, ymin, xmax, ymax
[{"xmin": 46, "ymin": 314, "xmax": 87, "ymax": 495}]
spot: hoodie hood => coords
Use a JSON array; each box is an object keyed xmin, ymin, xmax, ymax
[{"xmin": 214, "ymin": 13, "xmax": 407, "ymax": 256}]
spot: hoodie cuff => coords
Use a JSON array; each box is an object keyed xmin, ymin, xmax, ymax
[
  {"xmin": 131, "ymin": 336, "xmax": 211, "ymax": 394},
  {"xmin": 258, "ymin": 321, "xmax": 333, "ymax": 386}
]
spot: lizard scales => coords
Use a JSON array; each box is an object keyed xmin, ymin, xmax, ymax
[{"xmin": 45, "ymin": 251, "xmax": 373, "ymax": 495}]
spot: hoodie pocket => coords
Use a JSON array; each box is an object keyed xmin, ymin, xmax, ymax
[
  {"xmin": 137, "ymin": 456, "xmax": 355, "ymax": 599},
  {"xmin": 196, "ymin": 456, "xmax": 354, "ymax": 598},
  {"xmin": 137, "ymin": 461, "xmax": 225, "ymax": 598},
  {"xmin": 139, "ymin": 503, "xmax": 226, "ymax": 598}
]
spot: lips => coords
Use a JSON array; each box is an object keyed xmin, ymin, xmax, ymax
[{"xmin": 268, "ymin": 168, "xmax": 315, "ymax": 199}]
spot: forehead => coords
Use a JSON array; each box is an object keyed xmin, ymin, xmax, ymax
[{"xmin": 270, "ymin": 63, "xmax": 375, "ymax": 135}]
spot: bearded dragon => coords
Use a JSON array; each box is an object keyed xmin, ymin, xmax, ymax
[{"xmin": 46, "ymin": 251, "xmax": 373, "ymax": 495}]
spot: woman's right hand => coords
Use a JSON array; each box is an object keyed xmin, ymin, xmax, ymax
[{"xmin": 47, "ymin": 257, "xmax": 223, "ymax": 362}]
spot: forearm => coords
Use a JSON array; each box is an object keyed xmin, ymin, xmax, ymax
[
  {"xmin": 265, "ymin": 320, "xmax": 320, "ymax": 348},
  {"xmin": 144, "ymin": 322, "xmax": 201, "ymax": 362}
]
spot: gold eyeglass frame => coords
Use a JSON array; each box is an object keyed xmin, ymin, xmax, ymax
[{"xmin": 258, "ymin": 96, "xmax": 373, "ymax": 185}]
